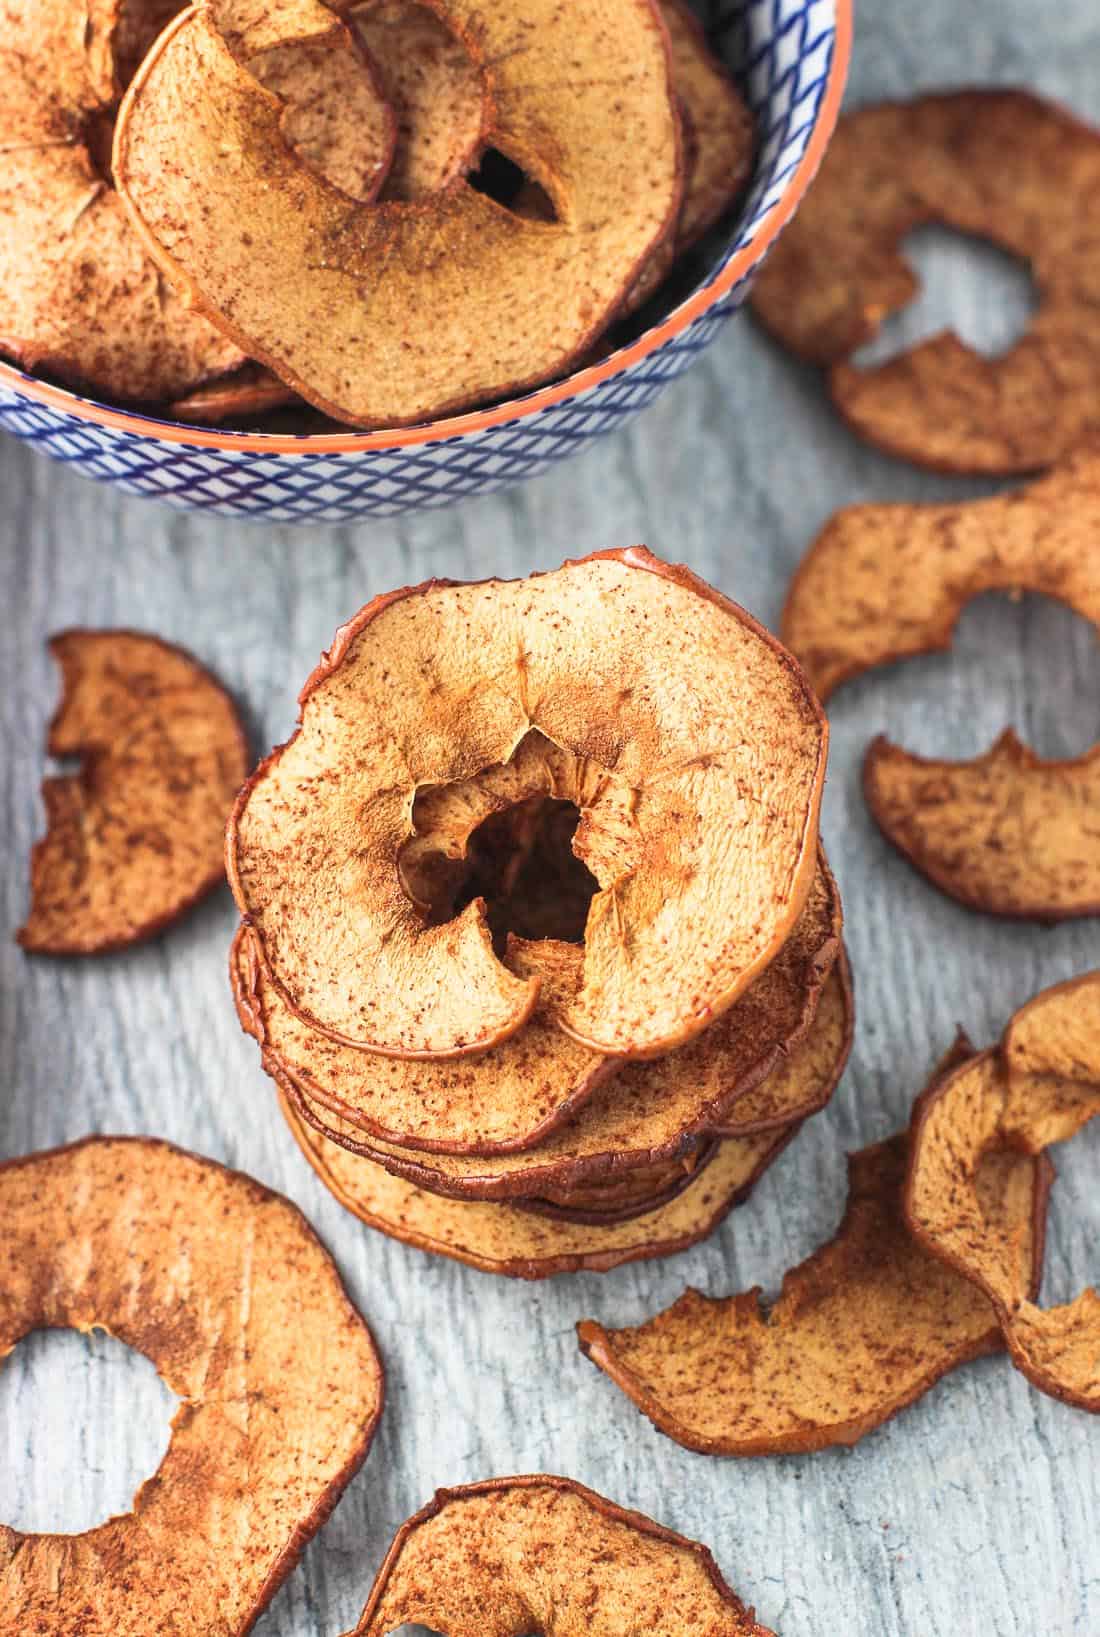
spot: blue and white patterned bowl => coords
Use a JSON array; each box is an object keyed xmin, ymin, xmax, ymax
[{"xmin": 0, "ymin": 0, "xmax": 850, "ymax": 522}]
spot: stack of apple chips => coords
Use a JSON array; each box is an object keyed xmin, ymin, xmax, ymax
[{"xmin": 229, "ymin": 552, "xmax": 850, "ymax": 1279}]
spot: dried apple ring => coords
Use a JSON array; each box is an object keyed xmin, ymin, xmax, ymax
[
  {"xmin": 350, "ymin": 1477, "xmax": 772, "ymax": 1635},
  {"xmin": 0, "ymin": 0, "xmax": 244, "ymax": 400},
  {"xmin": 114, "ymin": 0, "xmax": 682, "ymax": 426},
  {"xmin": 752, "ymin": 90, "xmax": 1100, "ymax": 474},
  {"xmin": 226, "ymin": 550, "xmax": 826, "ymax": 1061},
  {"xmin": 907, "ymin": 971, "xmax": 1100, "ymax": 1412},
  {"xmin": 0, "ymin": 1136, "xmax": 384, "ymax": 1632},
  {"xmin": 19, "ymin": 630, "xmax": 250, "ymax": 954}
]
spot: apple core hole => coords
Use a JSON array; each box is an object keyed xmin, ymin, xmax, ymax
[
  {"xmin": 414, "ymin": 795, "xmax": 598, "ymax": 954},
  {"xmin": 852, "ymin": 224, "xmax": 1036, "ymax": 369},
  {"xmin": 0, "ymin": 1327, "xmax": 178, "ymax": 1534},
  {"xmin": 468, "ymin": 148, "xmax": 559, "ymax": 222}
]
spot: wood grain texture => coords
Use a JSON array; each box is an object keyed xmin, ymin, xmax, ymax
[{"xmin": 2, "ymin": 4, "xmax": 1099, "ymax": 1632}]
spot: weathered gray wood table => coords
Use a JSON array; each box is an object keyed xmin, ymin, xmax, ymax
[{"xmin": 2, "ymin": 2, "xmax": 1098, "ymax": 1631}]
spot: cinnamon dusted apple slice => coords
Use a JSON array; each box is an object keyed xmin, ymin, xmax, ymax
[
  {"xmin": 114, "ymin": 0, "xmax": 681, "ymax": 425},
  {"xmin": 350, "ymin": 1477, "xmax": 773, "ymax": 1636},
  {"xmin": 0, "ymin": 1136, "xmax": 383, "ymax": 1633},
  {"xmin": 907, "ymin": 971, "xmax": 1100, "ymax": 1413},
  {"xmin": 226, "ymin": 550, "xmax": 827, "ymax": 1060},
  {"xmin": 19, "ymin": 631, "xmax": 250, "ymax": 954},
  {"xmin": 662, "ymin": 0, "xmax": 754, "ymax": 250}
]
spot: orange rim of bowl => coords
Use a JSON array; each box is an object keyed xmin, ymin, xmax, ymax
[{"xmin": 0, "ymin": 1, "xmax": 851, "ymax": 456}]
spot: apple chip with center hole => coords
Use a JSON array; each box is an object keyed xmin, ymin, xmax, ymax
[
  {"xmin": 907, "ymin": 971, "xmax": 1100, "ymax": 1412},
  {"xmin": 751, "ymin": 90, "xmax": 1100, "ymax": 474},
  {"xmin": 19, "ymin": 630, "xmax": 250, "ymax": 954},
  {"xmin": 227, "ymin": 549, "xmax": 826, "ymax": 1061},
  {"xmin": 350, "ymin": 1476, "xmax": 773, "ymax": 1635},
  {"xmin": 0, "ymin": 1136, "xmax": 384, "ymax": 1634},
  {"xmin": 114, "ymin": 0, "xmax": 683, "ymax": 427}
]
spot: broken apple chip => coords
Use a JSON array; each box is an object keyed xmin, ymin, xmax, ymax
[
  {"xmin": 662, "ymin": 0, "xmax": 754, "ymax": 251},
  {"xmin": 281, "ymin": 1088, "xmax": 798, "ymax": 1281},
  {"xmin": 19, "ymin": 630, "xmax": 250, "ymax": 954},
  {"xmin": 752, "ymin": 90, "xmax": 1100, "ymax": 473},
  {"xmin": 233, "ymin": 852, "xmax": 841, "ymax": 1195},
  {"xmin": 227, "ymin": 551, "xmax": 826, "ymax": 1061},
  {"xmin": 907, "ymin": 971, "xmax": 1100, "ymax": 1413},
  {"xmin": 0, "ymin": 1136, "xmax": 384, "ymax": 1632},
  {"xmin": 115, "ymin": 0, "xmax": 682, "ymax": 426},
  {"xmin": 579, "ymin": 1111, "xmax": 1051, "ymax": 1455},
  {"xmin": 781, "ymin": 450, "xmax": 1100, "ymax": 919},
  {"xmin": 0, "ymin": 0, "xmax": 245, "ymax": 400},
  {"xmin": 350, "ymin": 1476, "xmax": 772, "ymax": 1636},
  {"xmin": 781, "ymin": 450, "xmax": 1100, "ymax": 703},
  {"xmin": 864, "ymin": 731, "xmax": 1100, "ymax": 921}
]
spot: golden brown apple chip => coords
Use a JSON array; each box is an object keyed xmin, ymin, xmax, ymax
[
  {"xmin": 226, "ymin": 550, "xmax": 827, "ymax": 1060},
  {"xmin": 579, "ymin": 1107, "xmax": 1051, "ymax": 1455},
  {"xmin": 115, "ymin": 0, "xmax": 682, "ymax": 425},
  {"xmin": 0, "ymin": 1136, "xmax": 384, "ymax": 1632},
  {"xmin": 907, "ymin": 971, "xmax": 1100, "ymax": 1412},
  {"xmin": 864, "ymin": 732, "xmax": 1100, "ymax": 921},
  {"xmin": 353, "ymin": 0, "xmax": 484, "ymax": 200},
  {"xmin": 19, "ymin": 630, "xmax": 250, "ymax": 954},
  {"xmin": 350, "ymin": 1476, "xmax": 772, "ymax": 1636},
  {"xmin": 282, "ymin": 1088, "xmax": 799, "ymax": 1281},
  {"xmin": 232, "ymin": 851, "xmax": 841, "ymax": 1193},
  {"xmin": 662, "ymin": 0, "xmax": 753, "ymax": 250},
  {"xmin": 781, "ymin": 450, "xmax": 1100, "ymax": 918},
  {"xmin": 751, "ymin": 90, "xmax": 1100, "ymax": 474},
  {"xmin": 0, "ymin": 0, "xmax": 245, "ymax": 400},
  {"xmin": 781, "ymin": 451, "xmax": 1100, "ymax": 703}
]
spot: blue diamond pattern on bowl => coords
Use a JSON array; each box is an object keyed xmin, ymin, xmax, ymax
[{"xmin": 0, "ymin": 0, "xmax": 844, "ymax": 522}]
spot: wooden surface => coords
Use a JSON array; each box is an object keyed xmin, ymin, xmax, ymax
[{"xmin": 2, "ymin": 3, "xmax": 1099, "ymax": 1632}]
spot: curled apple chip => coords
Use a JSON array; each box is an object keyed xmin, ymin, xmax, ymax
[
  {"xmin": 281, "ymin": 1088, "xmax": 797, "ymax": 1281},
  {"xmin": 519, "ymin": 1143, "xmax": 719, "ymax": 1226},
  {"xmin": 907, "ymin": 972, "xmax": 1100, "ymax": 1413},
  {"xmin": 233, "ymin": 852, "xmax": 841, "ymax": 1193},
  {"xmin": 19, "ymin": 631, "xmax": 250, "ymax": 954},
  {"xmin": 662, "ymin": 0, "xmax": 754, "ymax": 251},
  {"xmin": 579, "ymin": 1107, "xmax": 1051, "ymax": 1455},
  {"xmin": 0, "ymin": 1136, "xmax": 384, "ymax": 1633},
  {"xmin": 781, "ymin": 451, "xmax": 1100, "ymax": 703},
  {"xmin": 227, "ymin": 550, "xmax": 826, "ymax": 1061},
  {"xmin": 864, "ymin": 732, "xmax": 1100, "ymax": 921},
  {"xmin": 0, "ymin": 0, "xmax": 244, "ymax": 400},
  {"xmin": 751, "ymin": 90, "xmax": 1100, "ymax": 474},
  {"xmin": 350, "ymin": 1476, "xmax": 772, "ymax": 1636},
  {"xmin": 115, "ymin": 0, "xmax": 681, "ymax": 426}
]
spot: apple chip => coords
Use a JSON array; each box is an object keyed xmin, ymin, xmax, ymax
[
  {"xmin": 0, "ymin": 0, "xmax": 244, "ymax": 400},
  {"xmin": 520, "ymin": 1143, "xmax": 719, "ymax": 1226},
  {"xmin": 907, "ymin": 972, "xmax": 1100, "ymax": 1412},
  {"xmin": 579, "ymin": 1112, "xmax": 1051, "ymax": 1454},
  {"xmin": 353, "ymin": 0, "xmax": 484, "ymax": 200},
  {"xmin": 662, "ymin": 0, "xmax": 754, "ymax": 250},
  {"xmin": 751, "ymin": 90, "xmax": 1100, "ymax": 473},
  {"xmin": 350, "ymin": 1476, "xmax": 772, "ymax": 1636},
  {"xmin": 281, "ymin": 1088, "xmax": 798, "ymax": 1281},
  {"xmin": 19, "ymin": 630, "xmax": 250, "ymax": 954},
  {"xmin": 116, "ymin": 0, "xmax": 682, "ymax": 425},
  {"xmin": 227, "ymin": 550, "xmax": 826, "ymax": 1060},
  {"xmin": 864, "ymin": 732, "xmax": 1100, "ymax": 921},
  {"xmin": 781, "ymin": 451, "xmax": 1100, "ymax": 703},
  {"xmin": 167, "ymin": 362, "xmax": 295, "ymax": 423},
  {"xmin": 0, "ymin": 1136, "xmax": 384, "ymax": 1632},
  {"xmin": 233, "ymin": 852, "xmax": 841, "ymax": 1193}
]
